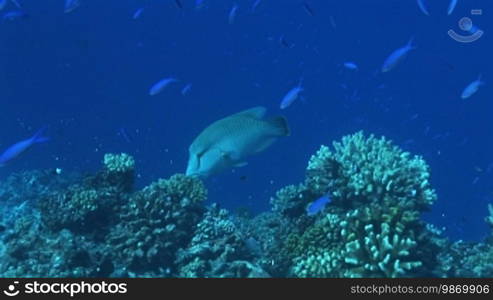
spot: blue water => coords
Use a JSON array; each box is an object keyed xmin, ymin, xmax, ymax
[{"xmin": 0, "ymin": 0, "xmax": 491, "ymax": 241}]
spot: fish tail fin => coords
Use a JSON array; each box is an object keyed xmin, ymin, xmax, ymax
[
  {"xmin": 31, "ymin": 126, "xmax": 50, "ymax": 143},
  {"xmin": 268, "ymin": 116, "xmax": 290, "ymax": 136}
]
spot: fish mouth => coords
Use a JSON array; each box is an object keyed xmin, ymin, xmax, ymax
[{"xmin": 185, "ymin": 167, "xmax": 206, "ymax": 178}]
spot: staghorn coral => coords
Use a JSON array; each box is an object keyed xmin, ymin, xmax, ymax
[{"xmin": 306, "ymin": 131, "xmax": 436, "ymax": 210}]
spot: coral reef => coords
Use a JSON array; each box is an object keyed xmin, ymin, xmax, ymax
[
  {"xmin": 306, "ymin": 131, "xmax": 436, "ymax": 210},
  {"xmin": 175, "ymin": 204, "xmax": 268, "ymax": 277},
  {"xmin": 106, "ymin": 174, "xmax": 206, "ymax": 276},
  {"xmin": 0, "ymin": 214, "xmax": 112, "ymax": 277},
  {"xmin": 38, "ymin": 184, "xmax": 122, "ymax": 234},
  {"xmin": 288, "ymin": 203, "xmax": 435, "ymax": 278},
  {"xmin": 436, "ymin": 203, "xmax": 493, "ymax": 278},
  {"xmin": 0, "ymin": 169, "xmax": 76, "ymax": 229},
  {"xmin": 0, "ymin": 154, "xmax": 207, "ymax": 277},
  {"xmin": 0, "ymin": 134, "xmax": 492, "ymax": 278},
  {"xmin": 275, "ymin": 132, "xmax": 441, "ymax": 277}
]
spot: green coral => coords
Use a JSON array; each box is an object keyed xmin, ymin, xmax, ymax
[
  {"xmin": 306, "ymin": 131, "xmax": 436, "ymax": 210},
  {"xmin": 340, "ymin": 222, "xmax": 422, "ymax": 277},
  {"xmin": 103, "ymin": 153, "xmax": 135, "ymax": 173}
]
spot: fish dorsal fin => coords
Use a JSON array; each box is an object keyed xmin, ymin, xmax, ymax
[{"xmin": 232, "ymin": 106, "xmax": 266, "ymax": 119}]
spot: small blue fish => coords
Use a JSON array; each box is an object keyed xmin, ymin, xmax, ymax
[
  {"xmin": 181, "ymin": 83, "xmax": 192, "ymax": 95},
  {"xmin": 461, "ymin": 74, "xmax": 484, "ymax": 99},
  {"xmin": 306, "ymin": 194, "xmax": 331, "ymax": 216},
  {"xmin": 228, "ymin": 4, "xmax": 238, "ymax": 24},
  {"xmin": 64, "ymin": 0, "xmax": 80, "ymax": 14},
  {"xmin": 0, "ymin": 127, "xmax": 50, "ymax": 166},
  {"xmin": 381, "ymin": 37, "xmax": 416, "ymax": 73},
  {"xmin": 149, "ymin": 77, "xmax": 179, "ymax": 96},
  {"xmin": 447, "ymin": 0, "xmax": 458, "ymax": 15},
  {"xmin": 416, "ymin": 0, "xmax": 430, "ymax": 16},
  {"xmin": 2, "ymin": 10, "xmax": 27, "ymax": 21},
  {"xmin": 132, "ymin": 7, "xmax": 144, "ymax": 20},
  {"xmin": 280, "ymin": 78, "xmax": 303, "ymax": 109},
  {"xmin": 343, "ymin": 62, "xmax": 358, "ymax": 71}
]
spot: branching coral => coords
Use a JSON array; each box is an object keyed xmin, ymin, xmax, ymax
[
  {"xmin": 175, "ymin": 204, "xmax": 267, "ymax": 277},
  {"xmin": 103, "ymin": 153, "xmax": 135, "ymax": 173},
  {"xmin": 306, "ymin": 131, "xmax": 436, "ymax": 210},
  {"xmin": 284, "ymin": 132, "xmax": 442, "ymax": 277},
  {"xmin": 289, "ymin": 203, "xmax": 425, "ymax": 277}
]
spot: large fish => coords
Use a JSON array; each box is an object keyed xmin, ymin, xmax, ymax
[{"xmin": 186, "ymin": 106, "xmax": 290, "ymax": 178}]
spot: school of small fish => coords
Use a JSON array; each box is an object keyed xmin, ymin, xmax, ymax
[{"xmin": 0, "ymin": 0, "xmax": 488, "ymax": 209}]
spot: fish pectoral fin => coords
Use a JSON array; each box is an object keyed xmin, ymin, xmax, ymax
[{"xmin": 233, "ymin": 162, "xmax": 248, "ymax": 168}]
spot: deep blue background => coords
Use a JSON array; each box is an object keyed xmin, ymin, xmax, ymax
[{"xmin": 0, "ymin": 0, "xmax": 491, "ymax": 241}]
